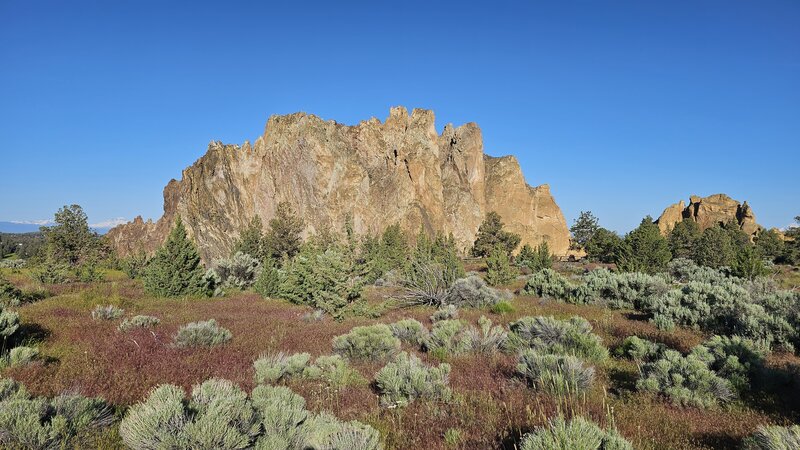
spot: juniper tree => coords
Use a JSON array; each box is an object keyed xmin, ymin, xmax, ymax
[
  {"xmin": 569, "ymin": 211, "xmax": 599, "ymax": 249},
  {"xmin": 233, "ymin": 216, "xmax": 266, "ymax": 260},
  {"xmin": 471, "ymin": 211, "xmax": 521, "ymax": 257},
  {"xmin": 692, "ymin": 225, "xmax": 735, "ymax": 269},
  {"xmin": 40, "ymin": 204, "xmax": 103, "ymax": 266},
  {"xmin": 668, "ymin": 220, "xmax": 701, "ymax": 260},
  {"xmin": 755, "ymin": 228, "xmax": 784, "ymax": 261},
  {"xmin": 616, "ymin": 217, "xmax": 671, "ymax": 274},
  {"xmin": 584, "ymin": 228, "xmax": 622, "ymax": 263},
  {"xmin": 518, "ymin": 242, "xmax": 552, "ymax": 272},
  {"xmin": 485, "ymin": 247, "xmax": 517, "ymax": 286},
  {"xmin": 265, "ymin": 202, "xmax": 305, "ymax": 261},
  {"xmin": 142, "ymin": 217, "xmax": 210, "ymax": 297}
]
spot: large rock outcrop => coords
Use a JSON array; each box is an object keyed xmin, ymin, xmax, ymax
[
  {"xmin": 107, "ymin": 107, "xmax": 571, "ymax": 262},
  {"xmin": 655, "ymin": 194, "xmax": 760, "ymax": 238}
]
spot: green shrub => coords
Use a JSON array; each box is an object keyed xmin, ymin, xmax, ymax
[
  {"xmin": 692, "ymin": 225, "xmax": 736, "ymax": 269},
  {"xmin": 389, "ymin": 319, "xmax": 428, "ymax": 346},
  {"xmin": 254, "ymin": 352, "xmax": 312, "ymax": 384},
  {"xmin": 0, "ymin": 377, "xmax": 112, "ymax": 449},
  {"xmin": 636, "ymin": 349, "xmax": 734, "ymax": 408},
  {"xmin": 280, "ymin": 247, "xmax": 364, "ymax": 317},
  {"xmin": 490, "ymin": 300, "xmax": 515, "ymax": 315},
  {"xmin": 521, "ymin": 269, "xmax": 573, "ymax": 300},
  {"xmin": 0, "ymin": 277, "xmax": 23, "ymax": 307},
  {"xmin": 398, "ymin": 261, "xmax": 454, "ymax": 307},
  {"xmin": 467, "ymin": 316, "xmax": 508, "ymax": 354},
  {"xmin": 407, "ymin": 230, "xmax": 464, "ymax": 288},
  {"xmin": 508, "ymin": 316, "xmax": 608, "ymax": 362},
  {"xmin": 424, "ymin": 319, "xmax": 472, "ymax": 356},
  {"xmin": 517, "ymin": 242, "xmax": 553, "ymax": 272},
  {"xmin": 667, "ymin": 258, "xmax": 728, "ymax": 284},
  {"xmin": 301, "ymin": 309, "xmax": 326, "ymax": 322},
  {"xmin": 118, "ymin": 315, "xmax": 160, "ymax": 332},
  {"xmin": 210, "ymin": 251, "xmax": 262, "ymax": 291},
  {"xmin": 742, "ymin": 425, "xmax": 800, "ymax": 450},
  {"xmin": 250, "ymin": 384, "xmax": 307, "ymax": 447},
  {"xmin": 375, "ymin": 351, "xmax": 452, "ymax": 407},
  {"xmin": 76, "ymin": 260, "xmax": 104, "ymax": 282},
  {"xmin": 585, "ymin": 228, "xmax": 623, "ymax": 264},
  {"xmin": 301, "ymin": 355, "xmax": 362, "ymax": 387},
  {"xmin": 615, "ymin": 217, "xmax": 671, "ymax": 274},
  {"xmin": 471, "ymin": 211, "xmax": 521, "ymax": 257},
  {"xmin": 332, "ymin": 324, "xmax": 400, "ymax": 361},
  {"xmin": 142, "ymin": 218, "xmax": 211, "ymax": 298},
  {"xmin": 120, "ymin": 379, "xmax": 384, "ymax": 450},
  {"xmin": 1, "ymin": 346, "xmax": 39, "ymax": 368},
  {"xmin": 485, "ymin": 247, "xmax": 518, "ymax": 286},
  {"xmin": 520, "ymin": 416, "xmax": 633, "ymax": 450},
  {"xmin": 689, "ymin": 335, "xmax": 765, "ymax": 393},
  {"xmin": 31, "ymin": 258, "xmax": 70, "ymax": 284},
  {"xmin": 173, "ymin": 319, "xmax": 232, "ymax": 348},
  {"xmin": 444, "ymin": 427, "xmax": 463, "ymax": 447},
  {"xmin": 581, "ymin": 268, "xmax": 670, "ymax": 310},
  {"xmin": 430, "ymin": 304, "xmax": 458, "ymax": 322},
  {"xmin": 254, "ymin": 259, "xmax": 283, "ymax": 299},
  {"xmin": 120, "ymin": 380, "xmax": 258, "ymax": 449},
  {"xmin": 516, "ymin": 350, "xmax": 595, "ymax": 395},
  {"xmin": 0, "ymin": 259, "xmax": 26, "ymax": 269},
  {"xmin": 615, "ymin": 336, "xmax": 664, "ymax": 363},
  {"xmin": 444, "ymin": 275, "xmax": 511, "ymax": 308},
  {"xmin": 91, "ymin": 304, "xmax": 124, "ymax": 321},
  {"xmin": 0, "ymin": 304, "xmax": 20, "ymax": 342},
  {"xmin": 121, "ymin": 251, "xmax": 149, "ymax": 279},
  {"xmin": 649, "ymin": 279, "xmax": 798, "ymax": 351}
]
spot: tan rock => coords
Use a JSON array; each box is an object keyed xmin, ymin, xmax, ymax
[
  {"xmin": 655, "ymin": 194, "xmax": 762, "ymax": 239},
  {"xmin": 107, "ymin": 107, "xmax": 571, "ymax": 262}
]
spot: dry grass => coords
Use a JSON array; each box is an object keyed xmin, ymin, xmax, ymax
[{"xmin": 1, "ymin": 269, "xmax": 798, "ymax": 449}]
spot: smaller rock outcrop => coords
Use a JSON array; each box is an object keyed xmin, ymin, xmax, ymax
[{"xmin": 655, "ymin": 194, "xmax": 761, "ymax": 238}]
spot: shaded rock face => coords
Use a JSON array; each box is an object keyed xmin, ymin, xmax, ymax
[
  {"xmin": 107, "ymin": 107, "xmax": 571, "ymax": 262},
  {"xmin": 655, "ymin": 194, "xmax": 760, "ymax": 238}
]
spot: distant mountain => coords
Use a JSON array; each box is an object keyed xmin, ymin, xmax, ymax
[
  {"xmin": 0, "ymin": 222, "xmax": 43, "ymax": 233},
  {"xmin": 0, "ymin": 222, "xmax": 113, "ymax": 234}
]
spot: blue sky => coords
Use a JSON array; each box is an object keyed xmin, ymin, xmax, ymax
[{"xmin": 1, "ymin": 1, "xmax": 798, "ymax": 233}]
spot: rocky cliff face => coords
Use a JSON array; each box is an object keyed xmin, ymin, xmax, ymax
[
  {"xmin": 107, "ymin": 107, "xmax": 571, "ymax": 262},
  {"xmin": 655, "ymin": 194, "xmax": 760, "ymax": 237}
]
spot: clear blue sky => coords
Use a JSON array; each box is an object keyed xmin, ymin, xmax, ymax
[{"xmin": 1, "ymin": 1, "xmax": 798, "ymax": 233}]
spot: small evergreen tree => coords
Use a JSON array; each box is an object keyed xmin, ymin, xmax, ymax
[
  {"xmin": 755, "ymin": 229, "xmax": 784, "ymax": 261},
  {"xmin": 254, "ymin": 259, "xmax": 283, "ymax": 298},
  {"xmin": 616, "ymin": 217, "xmax": 671, "ymax": 273},
  {"xmin": 693, "ymin": 225, "xmax": 735, "ymax": 269},
  {"xmin": 731, "ymin": 245, "xmax": 769, "ymax": 280},
  {"xmin": 485, "ymin": 247, "xmax": 517, "ymax": 286},
  {"xmin": 471, "ymin": 211, "xmax": 521, "ymax": 257},
  {"xmin": 233, "ymin": 216, "xmax": 265, "ymax": 260},
  {"xmin": 780, "ymin": 215, "xmax": 800, "ymax": 264},
  {"xmin": 584, "ymin": 228, "xmax": 622, "ymax": 263},
  {"xmin": 407, "ymin": 229, "xmax": 464, "ymax": 286},
  {"xmin": 264, "ymin": 202, "xmax": 305, "ymax": 261},
  {"xmin": 40, "ymin": 204, "xmax": 104, "ymax": 267},
  {"xmin": 280, "ymin": 246, "xmax": 363, "ymax": 317},
  {"xmin": 569, "ymin": 211, "xmax": 599, "ymax": 249},
  {"xmin": 668, "ymin": 220, "xmax": 701, "ymax": 260},
  {"xmin": 380, "ymin": 223, "xmax": 409, "ymax": 270},
  {"xmin": 142, "ymin": 218, "xmax": 210, "ymax": 297},
  {"xmin": 517, "ymin": 243, "xmax": 552, "ymax": 272}
]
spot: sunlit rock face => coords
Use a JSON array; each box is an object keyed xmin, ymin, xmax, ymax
[
  {"xmin": 655, "ymin": 193, "xmax": 760, "ymax": 238},
  {"xmin": 108, "ymin": 107, "xmax": 571, "ymax": 262}
]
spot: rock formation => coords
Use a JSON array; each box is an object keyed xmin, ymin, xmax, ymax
[
  {"xmin": 107, "ymin": 107, "xmax": 571, "ymax": 262},
  {"xmin": 655, "ymin": 194, "xmax": 760, "ymax": 238}
]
